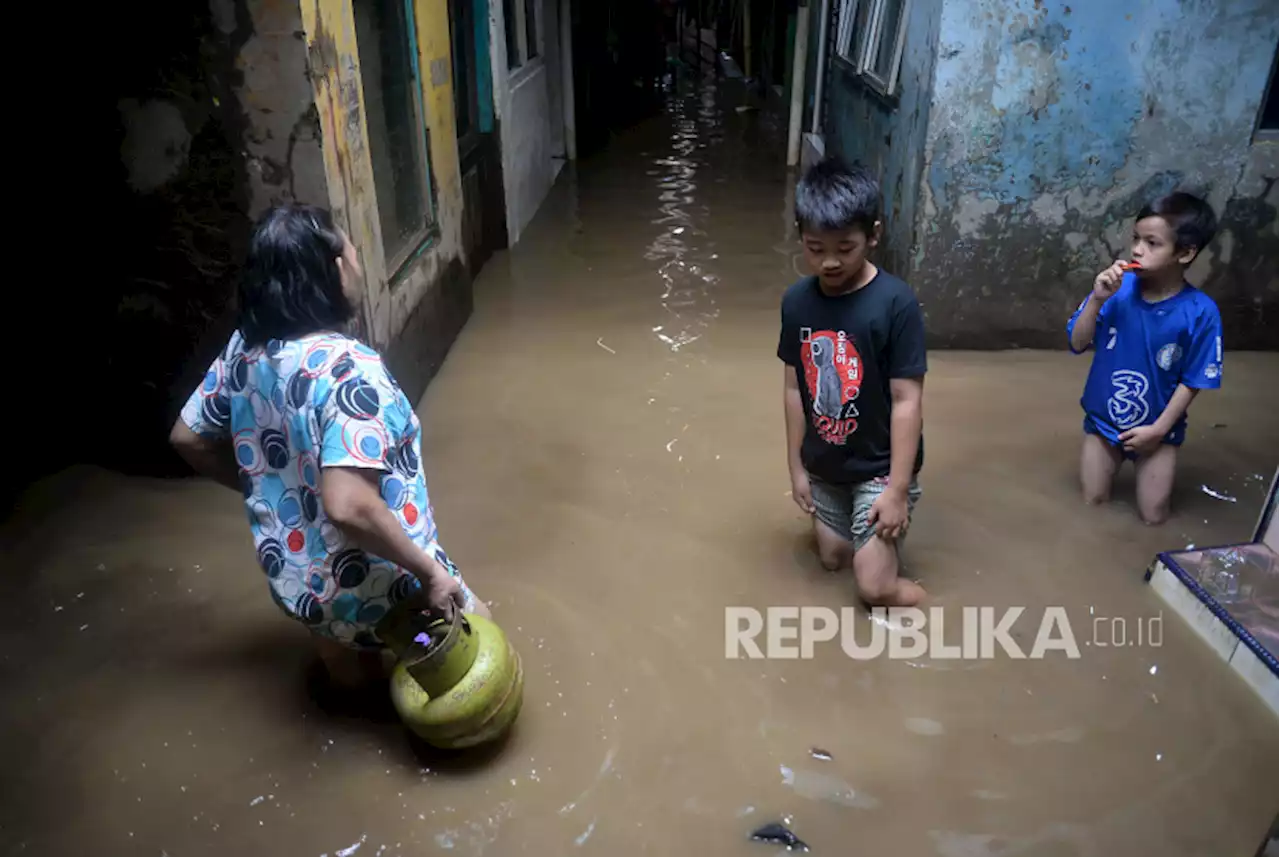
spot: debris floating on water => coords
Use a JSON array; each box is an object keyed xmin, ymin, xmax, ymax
[
  {"xmin": 1200, "ymin": 485, "xmax": 1237, "ymax": 503},
  {"xmin": 1211, "ymin": 422, "xmax": 1227, "ymax": 428},
  {"xmin": 780, "ymin": 764, "xmax": 880, "ymax": 808},
  {"xmin": 751, "ymin": 822, "xmax": 809, "ymax": 851},
  {"xmin": 809, "ymin": 747, "xmax": 832, "ymax": 761},
  {"xmin": 905, "ymin": 717, "xmax": 946, "ymax": 736},
  {"xmin": 595, "ymin": 338, "xmax": 616, "ymax": 355},
  {"xmin": 335, "ymin": 834, "xmax": 368, "ymax": 857}
]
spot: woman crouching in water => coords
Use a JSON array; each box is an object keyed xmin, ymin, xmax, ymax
[{"xmin": 170, "ymin": 203, "xmax": 489, "ymax": 693}]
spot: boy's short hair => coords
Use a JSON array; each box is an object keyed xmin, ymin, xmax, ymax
[
  {"xmin": 1136, "ymin": 192, "xmax": 1218, "ymax": 260},
  {"xmin": 795, "ymin": 157, "xmax": 881, "ymax": 237}
]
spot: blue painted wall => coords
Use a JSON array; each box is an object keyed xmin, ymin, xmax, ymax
[
  {"xmin": 824, "ymin": 0, "xmax": 1278, "ymax": 348},
  {"xmin": 824, "ymin": 0, "xmax": 943, "ymax": 276},
  {"xmin": 916, "ymin": 0, "xmax": 1278, "ymax": 347}
]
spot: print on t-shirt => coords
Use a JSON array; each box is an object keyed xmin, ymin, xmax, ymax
[{"xmin": 800, "ymin": 327, "xmax": 863, "ymax": 445}]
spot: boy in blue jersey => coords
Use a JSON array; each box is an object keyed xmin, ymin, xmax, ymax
[{"xmin": 1067, "ymin": 192, "xmax": 1224, "ymax": 525}]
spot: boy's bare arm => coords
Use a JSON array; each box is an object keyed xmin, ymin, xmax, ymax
[
  {"xmin": 783, "ymin": 367, "xmax": 806, "ymax": 473},
  {"xmin": 866, "ymin": 376, "xmax": 923, "ymax": 541},
  {"xmin": 886, "ymin": 377, "xmax": 924, "ymax": 497},
  {"xmin": 1153, "ymin": 384, "xmax": 1199, "ymax": 433},
  {"xmin": 1119, "ymin": 384, "xmax": 1200, "ymax": 453},
  {"xmin": 1069, "ymin": 296, "xmax": 1104, "ymax": 353},
  {"xmin": 1071, "ymin": 261, "xmax": 1126, "ymax": 352},
  {"xmin": 783, "ymin": 366, "xmax": 816, "ymax": 513}
]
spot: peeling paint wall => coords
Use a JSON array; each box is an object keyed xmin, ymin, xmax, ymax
[
  {"xmin": 915, "ymin": 0, "xmax": 1279, "ymax": 348},
  {"xmin": 302, "ymin": 0, "xmax": 473, "ymax": 399},
  {"xmin": 1201, "ymin": 139, "xmax": 1278, "ymax": 348},
  {"xmin": 824, "ymin": 0, "xmax": 943, "ymax": 275},
  {"xmin": 209, "ymin": 0, "xmax": 328, "ymax": 215}
]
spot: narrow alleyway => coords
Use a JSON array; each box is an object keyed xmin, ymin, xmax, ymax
[{"xmin": 2, "ymin": 74, "xmax": 1277, "ymax": 857}]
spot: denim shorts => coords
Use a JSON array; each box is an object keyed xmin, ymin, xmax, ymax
[{"xmin": 808, "ymin": 473, "xmax": 922, "ymax": 552}]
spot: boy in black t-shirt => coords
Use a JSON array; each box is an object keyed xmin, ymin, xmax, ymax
[{"xmin": 777, "ymin": 159, "xmax": 928, "ymax": 608}]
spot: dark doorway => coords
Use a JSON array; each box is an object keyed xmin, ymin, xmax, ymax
[
  {"xmin": 568, "ymin": 0, "xmax": 667, "ymax": 159},
  {"xmin": 11, "ymin": 0, "xmax": 250, "ymax": 507}
]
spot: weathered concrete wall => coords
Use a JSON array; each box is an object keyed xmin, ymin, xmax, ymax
[
  {"xmin": 917, "ymin": 0, "xmax": 1279, "ymax": 348},
  {"xmin": 1202, "ymin": 139, "xmax": 1279, "ymax": 348},
  {"xmin": 824, "ymin": 0, "xmax": 943, "ymax": 275},
  {"xmin": 210, "ymin": 0, "xmax": 328, "ymax": 215},
  {"xmin": 489, "ymin": 0, "xmax": 566, "ymax": 245},
  {"xmin": 302, "ymin": 0, "xmax": 473, "ymax": 401}
]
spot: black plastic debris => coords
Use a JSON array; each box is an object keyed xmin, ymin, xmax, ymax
[
  {"xmin": 751, "ymin": 822, "xmax": 809, "ymax": 851},
  {"xmin": 809, "ymin": 747, "xmax": 832, "ymax": 761}
]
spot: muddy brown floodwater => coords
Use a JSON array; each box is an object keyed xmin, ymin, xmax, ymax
[{"xmin": 2, "ymin": 75, "xmax": 1277, "ymax": 857}]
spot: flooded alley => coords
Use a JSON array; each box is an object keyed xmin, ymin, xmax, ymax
[{"xmin": 3, "ymin": 74, "xmax": 1278, "ymax": 857}]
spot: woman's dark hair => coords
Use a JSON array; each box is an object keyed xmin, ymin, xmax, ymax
[{"xmin": 237, "ymin": 204, "xmax": 355, "ymax": 347}]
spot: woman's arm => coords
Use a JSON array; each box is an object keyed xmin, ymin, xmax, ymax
[
  {"xmin": 320, "ymin": 466, "xmax": 464, "ymax": 616},
  {"xmin": 169, "ymin": 421, "xmax": 243, "ymax": 493}
]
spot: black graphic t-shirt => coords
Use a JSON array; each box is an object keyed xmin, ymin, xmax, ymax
[{"xmin": 777, "ymin": 270, "xmax": 927, "ymax": 484}]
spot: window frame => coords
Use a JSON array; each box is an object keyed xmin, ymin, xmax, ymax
[
  {"xmin": 834, "ymin": 0, "xmax": 913, "ymax": 100},
  {"xmin": 506, "ymin": 0, "xmax": 541, "ymax": 74},
  {"xmin": 1254, "ymin": 49, "xmax": 1278, "ymax": 141},
  {"xmin": 353, "ymin": 0, "xmax": 441, "ymax": 286}
]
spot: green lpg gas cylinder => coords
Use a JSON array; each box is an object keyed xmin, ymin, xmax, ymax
[{"xmin": 377, "ymin": 605, "xmax": 524, "ymax": 750}]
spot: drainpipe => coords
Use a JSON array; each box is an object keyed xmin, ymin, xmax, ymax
[
  {"xmin": 785, "ymin": 0, "xmax": 810, "ymax": 167},
  {"xmin": 810, "ymin": 0, "xmax": 829, "ymax": 134},
  {"xmin": 561, "ymin": 0, "xmax": 577, "ymax": 160}
]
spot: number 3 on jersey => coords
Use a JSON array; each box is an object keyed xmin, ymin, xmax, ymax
[{"xmin": 1107, "ymin": 370, "xmax": 1150, "ymax": 428}]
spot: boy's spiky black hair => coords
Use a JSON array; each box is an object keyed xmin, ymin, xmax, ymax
[{"xmin": 795, "ymin": 157, "xmax": 881, "ymax": 236}]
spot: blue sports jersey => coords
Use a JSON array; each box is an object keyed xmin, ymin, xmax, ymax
[{"xmin": 1067, "ymin": 273, "xmax": 1223, "ymax": 446}]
